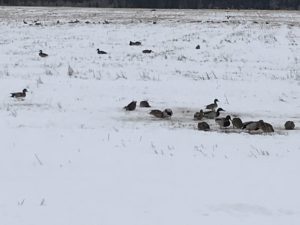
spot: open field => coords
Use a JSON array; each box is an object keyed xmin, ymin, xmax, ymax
[{"xmin": 0, "ymin": 7, "xmax": 300, "ymax": 225}]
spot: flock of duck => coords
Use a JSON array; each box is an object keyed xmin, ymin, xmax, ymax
[
  {"xmin": 9, "ymin": 49, "xmax": 296, "ymax": 134},
  {"xmin": 123, "ymin": 99, "xmax": 296, "ymax": 133},
  {"xmin": 39, "ymin": 40, "xmax": 154, "ymax": 57},
  {"xmin": 38, "ymin": 39, "xmax": 197, "ymax": 57},
  {"xmin": 10, "ymin": 89, "xmax": 296, "ymax": 134}
]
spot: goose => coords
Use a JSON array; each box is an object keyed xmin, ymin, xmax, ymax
[
  {"xmin": 215, "ymin": 115, "xmax": 231, "ymax": 128},
  {"xmin": 129, "ymin": 41, "xmax": 142, "ymax": 46},
  {"xmin": 203, "ymin": 108, "xmax": 225, "ymax": 119},
  {"xmin": 39, "ymin": 50, "xmax": 48, "ymax": 57},
  {"xmin": 140, "ymin": 100, "xmax": 151, "ymax": 108},
  {"xmin": 97, "ymin": 49, "xmax": 107, "ymax": 54},
  {"xmin": 142, "ymin": 49, "xmax": 152, "ymax": 54},
  {"xmin": 198, "ymin": 122, "xmax": 210, "ymax": 131},
  {"xmin": 11, "ymin": 89, "xmax": 28, "ymax": 98},
  {"xmin": 124, "ymin": 101, "xmax": 137, "ymax": 111},
  {"xmin": 284, "ymin": 121, "xmax": 295, "ymax": 130},
  {"xmin": 231, "ymin": 117, "xmax": 243, "ymax": 129},
  {"xmin": 194, "ymin": 109, "xmax": 204, "ymax": 120},
  {"xmin": 206, "ymin": 99, "xmax": 219, "ymax": 111},
  {"xmin": 150, "ymin": 109, "xmax": 173, "ymax": 118}
]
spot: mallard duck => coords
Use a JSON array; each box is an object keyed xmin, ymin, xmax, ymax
[
  {"xmin": 206, "ymin": 99, "xmax": 219, "ymax": 111},
  {"xmin": 231, "ymin": 117, "xmax": 243, "ymax": 129},
  {"xmin": 97, "ymin": 49, "xmax": 107, "ymax": 54},
  {"xmin": 140, "ymin": 101, "xmax": 151, "ymax": 108},
  {"xmin": 198, "ymin": 122, "xmax": 210, "ymax": 131},
  {"xmin": 284, "ymin": 121, "xmax": 295, "ymax": 130},
  {"xmin": 194, "ymin": 109, "xmax": 204, "ymax": 120},
  {"xmin": 215, "ymin": 115, "xmax": 231, "ymax": 128},
  {"xmin": 129, "ymin": 41, "xmax": 142, "ymax": 46},
  {"xmin": 203, "ymin": 108, "xmax": 225, "ymax": 119},
  {"xmin": 124, "ymin": 101, "xmax": 137, "ymax": 111},
  {"xmin": 39, "ymin": 50, "xmax": 48, "ymax": 57},
  {"xmin": 142, "ymin": 49, "xmax": 152, "ymax": 54},
  {"xmin": 242, "ymin": 120, "xmax": 264, "ymax": 131},
  {"xmin": 150, "ymin": 109, "xmax": 163, "ymax": 118},
  {"xmin": 260, "ymin": 122, "xmax": 274, "ymax": 133},
  {"xmin": 11, "ymin": 89, "xmax": 28, "ymax": 98},
  {"xmin": 150, "ymin": 109, "xmax": 173, "ymax": 118}
]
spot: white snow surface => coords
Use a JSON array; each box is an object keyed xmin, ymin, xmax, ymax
[{"xmin": 0, "ymin": 7, "xmax": 300, "ymax": 225}]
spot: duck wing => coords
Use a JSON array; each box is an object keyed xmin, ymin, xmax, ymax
[
  {"xmin": 150, "ymin": 110, "xmax": 163, "ymax": 118},
  {"xmin": 203, "ymin": 110, "xmax": 216, "ymax": 119}
]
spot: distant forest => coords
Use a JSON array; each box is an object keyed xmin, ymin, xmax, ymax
[{"xmin": 0, "ymin": 0, "xmax": 299, "ymax": 9}]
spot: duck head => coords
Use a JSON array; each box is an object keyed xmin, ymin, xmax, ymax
[
  {"xmin": 225, "ymin": 115, "xmax": 231, "ymax": 120},
  {"xmin": 164, "ymin": 108, "xmax": 173, "ymax": 116},
  {"xmin": 214, "ymin": 99, "xmax": 219, "ymax": 103},
  {"xmin": 23, "ymin": 89, "xmax": 28, "ymax": 93},
  {"xmin": 258, "ymin": 120, "xmax": 265, "ymax": 126}
]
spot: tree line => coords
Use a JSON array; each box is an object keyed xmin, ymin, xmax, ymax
[{"xmin": 0, "ymin": 0, "xmax": 299, "ymax": 9}]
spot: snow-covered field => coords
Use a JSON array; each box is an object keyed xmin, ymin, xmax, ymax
[{"xmin": 0, "ymin": 7, "xmax": 300, "ymax": 225}]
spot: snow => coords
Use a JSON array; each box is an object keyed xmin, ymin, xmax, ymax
[{"xmin": 0, "ymin": 7, "xmax": 300, "ymax": 225}]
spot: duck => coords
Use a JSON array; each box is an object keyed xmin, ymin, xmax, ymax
[
  {"xmin": 194, "ymin": 109, "xmax": 204, "ymax": 120},
  {"xmin": 142, "ymin": 49, "xmax": 153, "ymax": 54},
  {"xmin": 124, "ymin": 101, "xmax": 137, "ymax": 111},
  {"xmin": 11, "ymin": 89, "xmax": 28, "ymax": 98},
  {"xmin": 243, "ymin": 120, "xmax": 274, "ymax": 133},
  {"xmin": 97, "ymin": 49, "xmax": 107, "ymax": 54},
  {"xmin": 284, "ymin": 121, "xmax": 295, "ymax": 130},
  {"xmin": 206, "ymin": 99, "xmax": 219, "ymax": 111},
  {"xmin": 215, "ymin": 115, "xmax": 231, "ymax": 128},
  {"xmin": 39, "ymin": 50, "xmax": 48, "ymax": 57},
  {"xmin": 260, "ymin": 122, "xmax": 274, "ymax": 133},
  {"xmin": 231, "ymin": 117, "xmax": 243, "ymax": 129},
  {"xmin": 242, "ymin": 120, "xmax": 262, "ymax": 131},
  {"xmin": 140, "ymin": 100, "xmax": 151, "ymax": 108},
  {"xmin": 203, "ymin": 108, "xmax": 225, "ymax": 119},
  {"xmin": 198, "ymin": 122, "xmax": 210, "ymax": 131},
  {"xmin": 129, "ymin": 41, "xmax": 142, "ymax": 46},
  {"xmin": 150, "ymin": 109, "xmax": 173, "ymax": 118}
]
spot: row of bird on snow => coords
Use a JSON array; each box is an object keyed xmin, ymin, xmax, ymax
[
  {"xmin": 37, "ymin": 40, "xmax": 154, "ymax": 58},
  {"xmin": 37, "ymin": 40, "xmax": 200, "ymax": 58},
  {"xmin": 10, "ymin": 49, "xmax": 295, "ymax": 133},
  {"xmin": 123, "ymin": 99, "xmax": 296, "ymax": 133},
  {"xmin": 10, "ymin": 91, "xmax": 295, "ymax": 133}
]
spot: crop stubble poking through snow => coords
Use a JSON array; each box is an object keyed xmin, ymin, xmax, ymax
[{"xmin": 0, "ymin": 7, "xmax": 300, "ymax": 225}]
